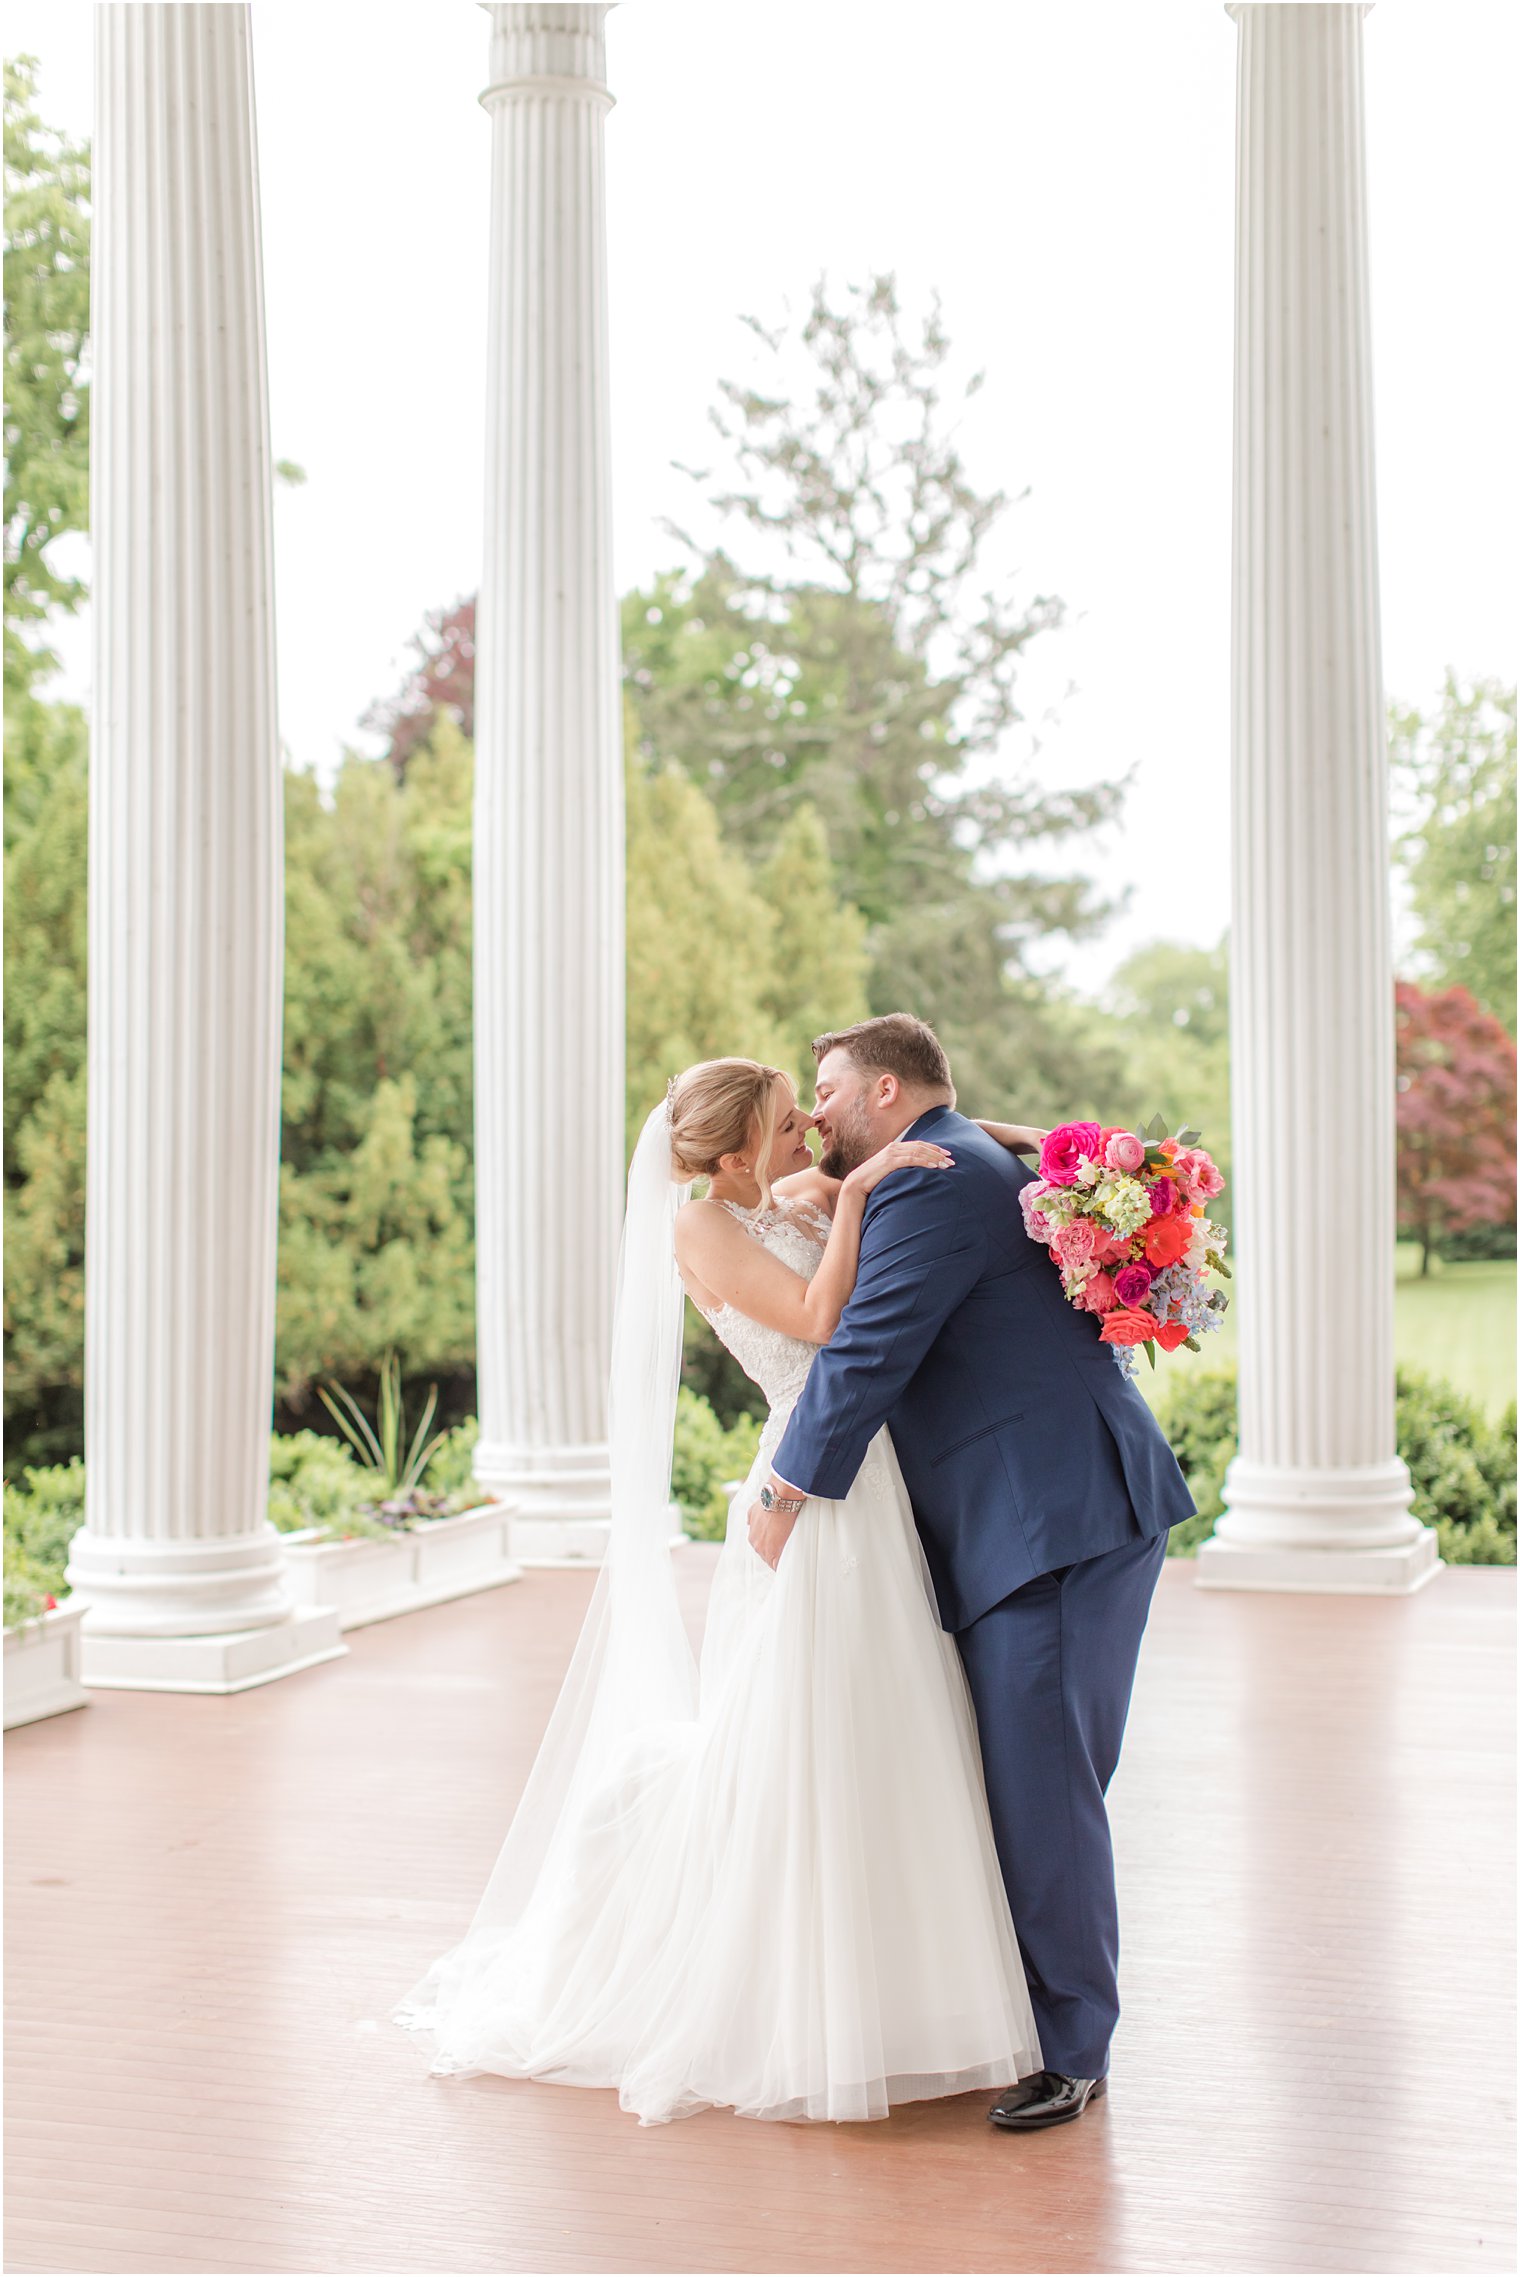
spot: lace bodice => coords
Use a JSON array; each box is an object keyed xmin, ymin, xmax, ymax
[{"xmin": 691, "ymin": 1195, "xmax": 833, "ymax": 1416}]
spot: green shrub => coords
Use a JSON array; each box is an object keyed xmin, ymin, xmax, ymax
[
  {"xmin": 671, "ymin": 1385, "xmax": 762, "ymax": 1543},
  {"xmin": 1148, "ymin": 1369, "xmax": 1237, "ymax": 1556},
  {"xmin": 1396, "ymin": 1378, "xmax": 1516, "ymax": 1554},
  {"xmin": 1150, "ymin": 1367, "xmax": 1517, "ymax": 1565},
  {"xmin": 416, "ymin": 1417, "xmax": 491, "ymax": 1501},
  {"xmin": 1, "ymin": 1429, "xmax": 498, "ymax": 1616},
  {"xmin": 3, "ymin": 1573, "xmax": 52, "ymax": 1627},
  {"xmin": 3, "ymin": 1457, "xmax": 86, "ymax": 1608},
  {"xmin": 264, "ymin": 1429, "xmax": 390, "ymax": 1539},
  {"xmin": 267, "ymin": 1421, "xmax": 491, "ymax": 1539}
]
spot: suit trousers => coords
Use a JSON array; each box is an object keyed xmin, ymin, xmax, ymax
[{"xmin": 955, "ymin": 1525, "xmax": 1169, "ymax": 2081}]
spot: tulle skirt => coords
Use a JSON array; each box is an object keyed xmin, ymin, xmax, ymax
[{"xmin": 391, "ymin": 1419, "xmax": 1041, "ymax": 2124}]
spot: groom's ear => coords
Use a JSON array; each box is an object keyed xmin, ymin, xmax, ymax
[{"xmin": 875, "ymin": 1072, "xmax": 902, "ymax": 1109}]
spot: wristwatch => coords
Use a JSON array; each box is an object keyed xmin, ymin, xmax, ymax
[{"xmin": 759, "ymin": 1482, "xmax": 806, "ymax": 1514}]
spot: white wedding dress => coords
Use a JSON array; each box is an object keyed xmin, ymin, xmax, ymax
[{"xmin": 392, "ymin": 1191, "xmax": 1040, "ymax": 2124}]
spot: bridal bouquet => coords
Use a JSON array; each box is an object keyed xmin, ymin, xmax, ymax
[{"xmin": 1019, "ymin": 1117, "xmax": 1230, "ymax": 1377}]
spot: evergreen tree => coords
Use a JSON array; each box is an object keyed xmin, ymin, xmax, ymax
[
  {"xmin": 623, "ymin": 273, "xmax": 1125, "ymax": 1120},
  {"xmin": 3, "ymin": 710, "xmax": 88, "ymax": 1460}
]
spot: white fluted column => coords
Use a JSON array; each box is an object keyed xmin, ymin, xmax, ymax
[
  {"xmin": 470, "ymin": 4, "xmax": 625, "ymax": 1563},
  {"xmin": 1197, "ymin": 3, "xmax": 1436, "ymax": 1593},
  {"xmin": 69, "ymin": 4, "xmax": 344, "ymax": 1687}
]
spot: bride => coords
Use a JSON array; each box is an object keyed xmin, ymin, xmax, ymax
[{"xmin": 392, "ymin": 1056, "xmax": 1050, "ymax": 2126}]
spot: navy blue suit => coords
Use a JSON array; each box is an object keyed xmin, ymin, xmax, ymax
[{"xmin": 774, "ymin": 1105, "xmax": 1196, "ymax": 2078}]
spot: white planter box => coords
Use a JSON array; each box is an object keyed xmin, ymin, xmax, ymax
[
  {"xmin": 4, "ymin": 1597, "xmax": 91, "ymax": 1730},
  {"xmin": 278, "ymin": 1498, "xmax": 522, "ymax": 1630}
]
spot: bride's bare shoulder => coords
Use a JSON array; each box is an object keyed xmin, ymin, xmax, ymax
[
  {"xmin": 674, "ymin": 1193, "xmax": 739, "ymax": 1256},
  {"xmin": 771, "ymin": 1167, "xmax": 839, "ymax": 1213}
]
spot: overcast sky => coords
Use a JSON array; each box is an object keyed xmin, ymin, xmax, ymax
[{"xmin": 10, "ymin": 0, "xmax": 1516, "ymax": 991}]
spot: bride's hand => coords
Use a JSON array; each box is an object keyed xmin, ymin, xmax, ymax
[{"xmin": 841, "ymin": 1139, "xmax": 955, "ymax": 1200}]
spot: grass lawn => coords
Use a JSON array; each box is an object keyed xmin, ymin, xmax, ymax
[{"xmin": 1135, "ymin": 1246, "xmax": 1515, "ymax": 1420}]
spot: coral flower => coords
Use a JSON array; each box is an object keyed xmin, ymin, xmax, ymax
[
  {"xmin": 1142, "ymin": 1217, "xmax": 1190, "ymax": 1269},
  {"xmin": 1154, "ymin": 1320, "xmax": 1191, "ymax": 1352},
  {"xmin": 1099, "ymin": 1306, "xmax": 1161, "ymax": 1346},
  {"xmin": 1073, "ymin": 1269, "xmax": 1118, "ymax": 1314}
]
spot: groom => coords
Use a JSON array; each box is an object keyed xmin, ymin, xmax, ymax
[{"xmin": 749, "ymin": 1013, "xmax": 1196, "ymax": 2132}]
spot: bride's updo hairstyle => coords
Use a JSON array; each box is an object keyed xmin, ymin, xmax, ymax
[{"xmin": 667, "ymin": 1057, "xmax": 790, "ymax": 1206}]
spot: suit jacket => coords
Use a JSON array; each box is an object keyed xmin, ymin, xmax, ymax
[{"xmin": 772, "ymin": 1105, "xmax": 1197, "ymax": 1631}]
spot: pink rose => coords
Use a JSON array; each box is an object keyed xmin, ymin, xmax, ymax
[
  {"xmin": 1104, "ymin": 1131, "xmax": 1146, "ymax": 1174},
  {"xmin": 1072, "ymin": 1268, "xmax": 1118, "ymax": 1314},
  {"xmin": 1172, "ymin": 1146, "xmax": 1225, "ymax": 1201},
  {"xmin": 1146, "ymin": 1175, "xmax": 1181, "ymax": 1218},
  {"xmin": 1039, "ymin": 1122, "xmax": 1103, "ymax": 1187},
  {"xmin": 1052, "ymin": 1219, "xmax": 1098, "ymax": 1269},
  {"xmin": 1113, "ymin": 1261, "xmax": 1155, "ymax": 1307},
  {"xmin": 1018, "ymin": 1181, "xmax": 1054, "ymax": 1242}
]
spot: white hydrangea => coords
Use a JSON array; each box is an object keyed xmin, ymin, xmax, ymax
[{"xmin": 1093, "ymin": 1175, "xmax": 1150, "ymax": 1235}]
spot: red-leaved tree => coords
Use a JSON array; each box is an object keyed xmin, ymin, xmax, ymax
[
  {"xmin": 1395, "ymin": 981, "xmax": 1517, "ymax": 1274},
  {"xmin": 359, "ymin": 596, "xmax": 475, "ymax": 780}
]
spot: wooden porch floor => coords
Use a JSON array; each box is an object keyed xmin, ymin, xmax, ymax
[{"xmin": 5, "ymin": 1553, "xmax": 1514, "ymax": 2276}]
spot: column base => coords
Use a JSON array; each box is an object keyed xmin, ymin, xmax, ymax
[
  {"xmin": 510, "ymin": 1513, "xmax": 612, "ymax": 1566},
  {"xmin": 1195, "ymin": 1526, "xmax": 1442, "ymax": 1595},
  {"xmin": 79, "ymin": 1604, "xmax": 347, "ymax": 1693},
  {"xmin": 472, "ymin": 1437, "xmax": 614, "ymax": 1566},
  {"xmin": 65, "ymin": 1523, "xmax": 298, "ymax": 1635}
]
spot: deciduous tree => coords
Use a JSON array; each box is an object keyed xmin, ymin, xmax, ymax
[
  {"xmin": 1395, "ymin": 981, "xmax": 1516, "ymax": 1275},
  {"xmin": 622, "ymin": 274, "xmax": 1125, "ymax": 1122},
  {"xmin": 359, "ymin": 597, "xmax": 476, "ymax": 782}
]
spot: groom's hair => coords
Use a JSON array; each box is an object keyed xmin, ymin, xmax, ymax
[{"xmin": 811, "ymin": 1014, "xmax": 955, "ymax": 1103}]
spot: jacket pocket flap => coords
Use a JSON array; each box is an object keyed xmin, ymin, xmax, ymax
[{"xmin": 929, "ymin": 1411, "xmax": 1026, "ymax": 1466}]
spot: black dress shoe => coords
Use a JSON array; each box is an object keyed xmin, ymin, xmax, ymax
[{"xmin": 988, "ymin": 2070, "xmax": 1107, "ymax": 2130}]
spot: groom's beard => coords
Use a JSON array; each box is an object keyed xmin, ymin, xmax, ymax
[{"xmin": 817, "ymin": 1101, "xmax": 877, "ymax": 1180}]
